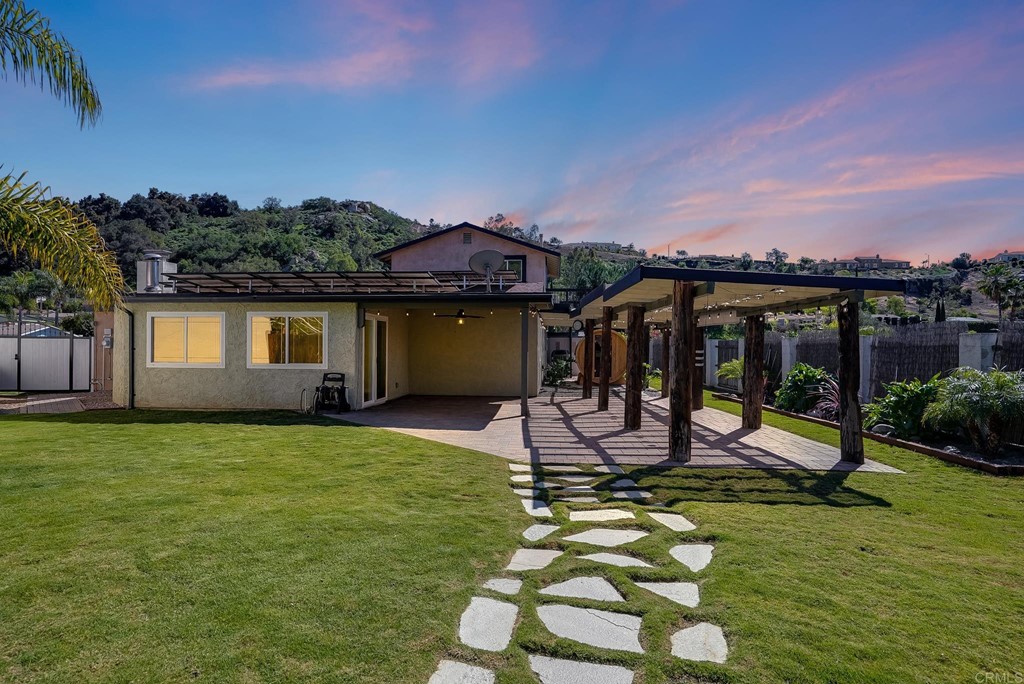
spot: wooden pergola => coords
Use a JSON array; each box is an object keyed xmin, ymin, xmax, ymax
[{"xmin": 569, "ymin": 266, "xmax": 905, "ymax": 463}]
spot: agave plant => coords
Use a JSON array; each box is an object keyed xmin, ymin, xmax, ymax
[{"xmin": 923, "ymin": 367, "xmax": 1024, "ymax": 454}]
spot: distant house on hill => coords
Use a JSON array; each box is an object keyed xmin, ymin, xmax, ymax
[
  {"xmin": 833, "ymin": 254, "xmax": 911, "ymax": 270},
  {"xmin": 992, "ymin": 250, "xmax": 1024, "ymax": 264},
  {"xmin": 559, "ymin": 241, "xmax": 623, "ymax": 253}
]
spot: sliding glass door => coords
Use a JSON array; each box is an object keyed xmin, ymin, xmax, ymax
[{"xmin": 362, "ymin": 314, "xmax": 388, "ymax": 406}]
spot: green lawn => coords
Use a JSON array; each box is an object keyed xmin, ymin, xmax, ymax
[{"xmin": 2, "ymin": 401, "xmax": 1023, "ymax": 683}]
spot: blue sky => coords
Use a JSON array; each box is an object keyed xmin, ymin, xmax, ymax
[{"xmin": 4, "ymin": 0, "xmax": 1024, "ymax": 262}]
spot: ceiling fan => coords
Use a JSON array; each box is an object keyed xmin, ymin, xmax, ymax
[{"xmin": 434, "ymin": 308, "xmax": 483, "ymax": 325}]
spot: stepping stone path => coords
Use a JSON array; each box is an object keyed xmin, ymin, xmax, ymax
[
  {"xmin": 437, "ymin": 463, "xmax": 732, "ymax": 680},
  {"xmin": 540, "ymin": 576, "xmax": 624, "ymax": 602},
  {"xmin": 634, "ymin": 581, "xmax": 700, "ymax": 607},
  {"xmin": 506, "ymin": 548, "xmax": 562, "ymax": 571},
  {"xmin": 536, "ymin": 605, "xmax": 644, "ymax": 653},
  {"xmin": 458, "ymin": 597, "xmax": 518, "ymax": 651},
  {"xmin": 671, "ymin": 622, "xmax": 729, "ymax": 663},
  {"xmin": 528, "ymin": 655, "xmax": 634, "ymax": 684},
  {"xmin": 522, "ymin": 523, "xmax": 559, "ymax": 541},
  {"xmin": 483, "ymin": 578, "xmax": 522, "ymax": 595},
  {"xmin": 670, "ymin": 544, "xmax": 714, "ymax": 572},
  {"xmin": 580, "ymin": 552, "xmax": 654, "ymax": 568},
  {"xmin": 429, "ymin": 660, "xmax": 495, "ymax": 684},
  {"xmin": 569, "ymin": 509, "xmax": 635, "ymax": 522},
  {"xmin": 647, "ymin": 512, "xmax": 697, "ymax": 531}
]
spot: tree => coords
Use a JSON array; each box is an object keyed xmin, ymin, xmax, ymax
[
  {"xmin": 934, "ymin": 298, "xmax": 946, "ymax": 323},
  {"xmin": 0, "ymin": 0, "xmax": 123, "ymax": 309},
  {"xmin": 766, "ymin": 248, "xmax": 789, "ymax": 272},
  {"xmin": 951, "ymin": 252, "xmax": 972, "ymax": 270},
  {"xmin": 675, "ymin": 249, "xmax": 688, "ymax": 257},
  {"xmin": 979, "ymin": 264, "xmax": 1019, "ymax": 326},
  {"xmin": 738, "ymin": 252, "xmax": 753, "ymax": 271}
]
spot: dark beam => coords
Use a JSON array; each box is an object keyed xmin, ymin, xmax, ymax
[
  {"xmin": 838, "ymin": 299, "xmax": 865, "ymax": 463},
  {"xmin": 660, "ymin": 327, "xmax": 671, "ymax": 399},
  {"xmin": 669, "ymin": 281, "xmax": 694, "ymax": 462},
  {"xmin": 642, "ymin": 323, "xmax": 651, "ymax": 365},
  {"xmin": 598, "ymin": 306, "xmax": 613, "ymax": 412},
  {"xmin": 742, "ymin": 314, "xmax": 765, "ymax": 429},
  {"xmin": 582, "ymin": 319, "xmax": 595, "ymax": 399},
  {"xmin": 624, "ymin": 305, "xmax": 645, "ymax": 430},
  {"xmin": 521, "ymin": 305, "xmax": 530, "ymax": 417},
  {"xmin": 692, "ymin": 316, "xmax": 705, "ymax": 410}
]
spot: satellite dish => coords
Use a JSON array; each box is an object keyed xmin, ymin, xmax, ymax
[
  {"xmin": 468, "ymin": 249, "xmax": 506, "ymax": 292},
  {"xmin": 571, "ymin": 320, "xmax": 584, "ymax": 332}
]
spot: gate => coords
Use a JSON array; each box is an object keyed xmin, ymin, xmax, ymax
[
  {"xmin": 716, "ymin": 339, "xmax": 740, "ymax": 390},
  {"xmin": 0, "ymin": 323, "xmax": 93, "ymax": 391}
]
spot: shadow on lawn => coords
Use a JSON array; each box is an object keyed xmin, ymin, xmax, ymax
[{"xmin": 1, "ymin": 409, "xmax": 353, "ymax": 428}]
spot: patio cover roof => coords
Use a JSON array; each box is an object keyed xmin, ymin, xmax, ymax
[
  {"xmin": 570, "ymin": 266, "xmax": 906, "ymax": 325},
  {"xmin": 162, "ymin": 269, "xmax": 521, "ymax": 295}
]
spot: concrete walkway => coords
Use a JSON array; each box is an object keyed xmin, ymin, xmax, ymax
[
  {"xmin": 17, "ymin": 396, "xmax": 85, "ymax": 414},
  {"xmin": 343, "ymin": 393, "xmax": 901, "ymax": 473}
]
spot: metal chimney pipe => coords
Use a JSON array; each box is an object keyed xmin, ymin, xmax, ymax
[{"xmin": 142, "ymin": 250, "xmax": 171, "ymax": 293}]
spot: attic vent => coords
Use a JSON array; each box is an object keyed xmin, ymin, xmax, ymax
[{"xmin": 463, "ymin": 232, "xmax": 472, "ymax": 244}]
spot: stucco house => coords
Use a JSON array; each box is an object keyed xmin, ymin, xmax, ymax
[{"xmin": 113, "ymin": 223, "xmax": 560, "ymax": 411}]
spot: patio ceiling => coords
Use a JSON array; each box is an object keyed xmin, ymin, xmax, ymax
[{"xmin": 570, "ymin": 266, "xmax": 905, "ymax": 326}]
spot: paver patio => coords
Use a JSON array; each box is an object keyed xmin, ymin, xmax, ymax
[{"xmin": 342, "ymin": 392, "xmax": 902, "ymax": 472}]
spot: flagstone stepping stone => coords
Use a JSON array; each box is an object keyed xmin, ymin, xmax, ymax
[
  {"xmin": 510, "ymin": 474, "xmax": 534, "ymax": 483},
  {"xmin": 647, "ymin": 512, "xmax": 697, "ymax": 531},
  {"xmin": 543, "ymin": 465, "xmax": 583, "ymax": 472},
  {"xmin": 670, "ymin": 622, "xmax": 728, "ymax": 663},
  {"xmin": 458, "ymin": 597, "xmax": 518, "ymax": 651},
  {"xmin": 569, "ymin": 509, "xmax": 635, "ymax": 522},
  {"xmin": 557, "ymin": 485, "xmax": 596, "ymax": 493},
  {"xmin": 634, "ymin": 581, "xmax": 700, "ymax": 607},
  {"xmin": 523, "ymin": 524, "xmax": 560, "ymax": 541},
  {"xmin": 512, "ymin": 488, "xmax": 540, "ymax": 497},
  {"xmin": 522, "ymin": 499, "xmax": 553, "ymax": 517},
  {"xmin": 556, "ymin": 496, "xmax": 600, "ymax": 503},
  {"xmin": 429, "ymin": 659, "xmax": 495, "ymax": 684},
  {"xmin": 669, "ymin": 544, "xmax": 714, "ymax": 572},
  {"xmin": 611, "ymin": 490, "xmax": 652, "ymax": 499},
  {"xmin": 609, "ymin": 478, "xmax": 638, "ymax": 488},
  {"xmin": 536, "ymin": 605, "xmax": 644, "ymax": 653},
  {"xmin": 580, "ymin": 552, "xmax": 654, "ymax": 568},
  {"xmin": 483, "ymin": 578, "xmax": 522, "ymax": 595},
  {"xmin": 540, "ymin": 576, "xmax": 624, "ymax": 602},
  {"xmin": 528, "ymin": 655, "xmax": 634, "ymax": 684},
  {"xmin": 509, "ymin": 463, "xmax": 532, "ymax": 472},
  {"xmin": 532, "ymin": 481, "xmax": 561, "ymax": 489},
  {"xmin": 548, "ymin": 474, "xmax": 598, "ymax": 484},
  {"xmin": 506, "ymin": 548, "xmax": 563, "ymax": 571},
  {"xmin": 563, "ymin": 528, "xmax": 649, "ymax": 547},
  {"xmin": 593, "ymin": 465, "xmax": 625, "ymax": 474}
]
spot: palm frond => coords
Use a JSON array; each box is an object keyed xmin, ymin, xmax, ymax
[
  {"xmin": 0, "ymin": 0, "xmax": 101, "ymax": 127},
  {"xmin": 0, "ymin": 171, "xmax": 124, "ymax": 309}
]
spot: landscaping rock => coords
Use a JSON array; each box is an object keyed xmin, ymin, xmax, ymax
[
  {"xmin": 647, "ymin": 512, "xmax": 697, "ymax": 532},
  {"xmin": 540, "ymin": 576, "xmax": 624, "ymax": 602},
  {"xmin": 944, "ymin": 445, "xmax": 962, "ymax": 454},
  {"xmin": 593, "ymin": 465, "xmax": 625, "ymax": 474},
  {"xmin": 871, "ymin": 424, "xmax": 896, "ymax": 436},
  {"xmin": 609, "ymin": 478, "xmax": 638, "ymax": 488},
  {"xmin": 563, "ymin": 528, "xmax": 649, "ymax": 547},
  {"xmin": 458, "ymin": 597, "xmax": 518, "ymax": 651},
  {"xmin": 523, "ymin": 524, "xmax": 560, "ymax": 541},
  {"xmin": 536, "ymin": 605, "xmax": 644, "ymax": 653},
  {"xmin": 634, "ymin": 581, "xmax": 700, "ymax": 607},
  {"xmin": 569, "ymin": 509, "xmax": 635, "ymax": 522},
  {"xmin": 506, "ymin": 548, "xmax": 563, "ymax": 571},
  {"xmin": 508, "ymin": 463, "xmax": 532, "ymax": 473},
  {"xmin": 429, "ymin": 660, "xmax": 495, "ymax": 684},
  {"xmin": 670, "ymin": 622, "xmax": 728, "ymax": 663},
  {"xmin": 669, "ymin": 544, "xmax": 714, "ymax": 572},
  {"xmin": 528, "ymin": 655, "xmax": 634, "ymax": 684},
  {"xmin": 611, "ymin": 490, "xmax": 652, "ymax": 499},
  {"xmin": 483, "ymin": 578, "xmax": 522, "ymax": 595},
  {"xmin": 580, "ymin": 552, "xmax": 653, "ymax": 568},
  {"xmin": 522, "ymin": 499, "xmax": 553, "ymax": 517}
]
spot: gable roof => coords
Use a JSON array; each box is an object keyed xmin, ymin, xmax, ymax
[{"xmin": 373, "ymin": 222, "xmax": 561, "ymax": 261}]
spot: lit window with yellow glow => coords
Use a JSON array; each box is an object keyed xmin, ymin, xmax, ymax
[
  {"xmin": 248, "ymin": 313, "xmax": 326, "ymax": 368},
  {"xmin": 147, "ymin": 313, "xmax": 224, "ymax": 368}
]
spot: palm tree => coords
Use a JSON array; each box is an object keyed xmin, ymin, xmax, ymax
[
  {"xmin": 1, "ymin": 0, "xmax": 124, "ymax": 309},
  {"xmin": 978, "ymin": 264, "xmax": 1017, "ymax": 327}
]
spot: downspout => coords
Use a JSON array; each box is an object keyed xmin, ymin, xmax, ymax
[{"xmin": 125, "ymin": 308, "xmax": 136, "ymax": 409}]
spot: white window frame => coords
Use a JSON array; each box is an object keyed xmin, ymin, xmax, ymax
[
  {"xmin": 246, "ymin": 311, "xmax": 328, "ymax": 369},
  {"xmin": 146, "ymin": 312, "xmax": 226, "ymax": 369}
]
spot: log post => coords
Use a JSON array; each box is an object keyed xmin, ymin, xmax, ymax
[
  {"xmin": 691, "ymin": 315, "xmax": 704, "ymax": 410},
  {"xmin": 669, "ymin": 281, "xmax": 694, "ymax": 461},
  {"xmin": 598, "ymin": 306, "xmax": 613, "ymax": 411},
  {"xmin": 582, "ymin": 319, "xmax": 595, "ymax": 399},
  {"xmin": 838, "ymin": 299, "xmax": 865, "ymax": 463},
  {"xmin": 642, "ymin": 323, "xmax": 651, "ymax": 365},
  {"xmin": 742, "ymin": 314, "xmax": 765, "ymax": 429},
  {"xmin": 660, "ymin": 327, "xmax": 671, "ymax": 398},
  {"xmin": 624, "ymin": 304, "xmax": 645, "ymax": 430}
]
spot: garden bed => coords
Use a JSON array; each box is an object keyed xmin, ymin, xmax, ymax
[{"xmin": 711, "ymin": 392, "xmax": 1024, "ymax": 476}]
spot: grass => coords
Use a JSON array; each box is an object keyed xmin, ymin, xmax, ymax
[
  {"xmin": 0, "ymin": 410, "xmax": 520, "ymax": 683},
  {"xmin": 3, "ymin": 398, "xmax": 1023, "ymax": 683}
]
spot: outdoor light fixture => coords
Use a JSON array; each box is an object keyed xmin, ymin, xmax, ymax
[{"xmin": 434, "ymin": 308, "xmax": 481, "ymax": 323}]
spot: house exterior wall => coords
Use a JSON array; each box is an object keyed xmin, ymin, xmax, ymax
[
  {"xmin": 114, "ymin": 301, "xmax": 358, "ymax": 410},
  {"xmin": 386, "ymin": 230, "xmax": 550, "ymax": 285}
]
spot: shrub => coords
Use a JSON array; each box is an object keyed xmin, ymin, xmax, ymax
[
  {"xmin": 811, "ymin": 376, "xmax": 841, "ymax": 422},
  {"xmin": 715, "ymin": 358, "xmax": 744, "ymax": 381},
  {"xmin": 543, "ymin": 358, "xmax": 571, "ymax": 387},
  {"xmin": 774, "ymin": 363, "xmax": 831, "ymax": 413},
  {"xmin": 864, "ymin": 375, "xmax": 941, "ymax": 440},
  {"xmin": 923, "ymin": 367, "xmax": 1024, "ymax": 454},
  {"xmin": 643, "ymin": 363, "xmax": 661, "ymax": 390}
]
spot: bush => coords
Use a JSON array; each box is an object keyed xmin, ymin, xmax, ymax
[
  {"xmin": 923, "ymin": 367, "xmax": 1024, "ymax": 454},
  {"xmin": 543, "ymin": 358, "xmax": 572, "ymax": 387},
  {"xmin": 715, "ymin": 358, "xmax": 744, "ymax": 381},
  {"xmin": 864, "ymin": 375, "xmax": 941, "ymax": 440},
  {"xmin": 774, "ymin": 363, "xmax": 831, "ymax": 413}
]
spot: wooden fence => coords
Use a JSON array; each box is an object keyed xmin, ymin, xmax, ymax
[
  {"xmin": 869, "ymin": 323, "xmax": 966, "ymax": 398},
  {"xmin": 1000, "ymin": 322, "xmax": 1024, "ymax": 371},
  {"xmin": 796, "ymin": 330, "xmax": 839, "ymax": 375}
]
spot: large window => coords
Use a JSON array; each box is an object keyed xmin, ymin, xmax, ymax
[
  {"xmin": 147, "ymin": 313, "xmax": 224, "ymax": 368},
  {"xmin": 503, "ymin": 256, "xmax": 525, "ymax": 282},
  {"xmin": 248, "ymin": 312, "xmax": 327, "ymax": 368}
]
